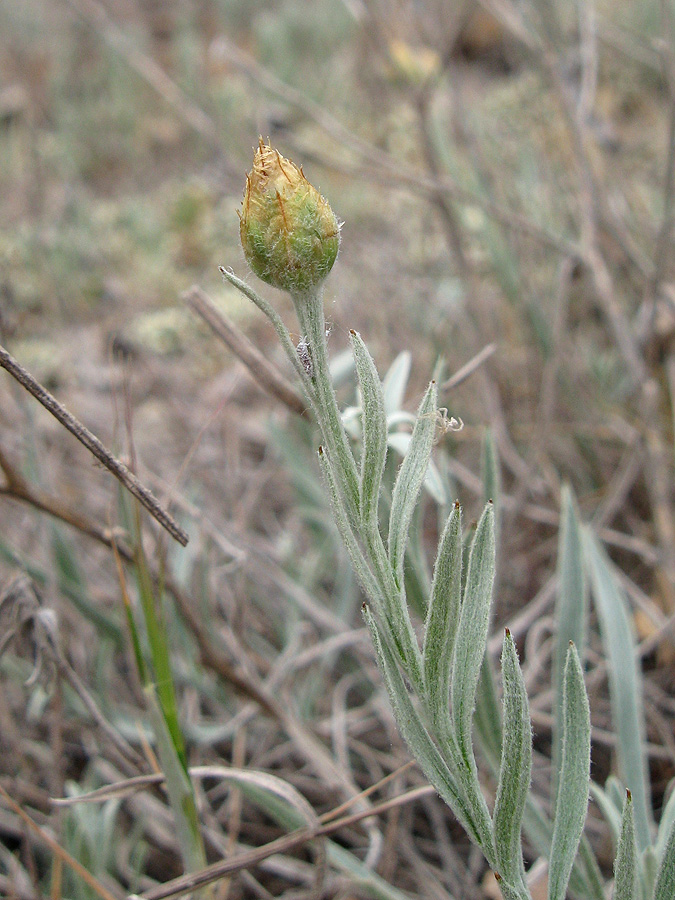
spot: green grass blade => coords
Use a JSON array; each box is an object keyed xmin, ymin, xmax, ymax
[
  {"xmin": 584, "ymin": 528, "xmax": 654, "ymax": 850},
  {"xmin": 548, "ymin": 643, "xmax": 591, "ymax": 900},
  {"xmin": 493, "ymin": 630, "xmax": 531, "ymax": 892},
  {"xmin": 145, "ymin": 685, "xmax": 206, "ymax": 876},
  {"xmin": 133, "ymin": 530, "xmax": 188, "ymax": 771}
]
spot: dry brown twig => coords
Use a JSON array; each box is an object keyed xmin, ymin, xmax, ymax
[
  {"xmin": 0, "ymin": 342, "xmax": 188, "ymax": 547},
  {"xmin": 184, "ymin": 285, "xmax": 308, "ymax": 418}
]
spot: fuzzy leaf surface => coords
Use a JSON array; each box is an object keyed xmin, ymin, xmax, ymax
[
  {"xmin": 585, "ymin": 529, "xmax": 653, "ymax": 850},
  {"xmin": 423, "ymin": 501, "xmax": 462, "ymax": 736},
  {"xmin": 364, "ymin": 605, "xmax": 495, "ymax": 865},
  {"xmin": 655, "ymin": 815, "xmax": 675, "ymax": 900},
  {"xmin": 350, "ymin": 330, "xmax": 388, "ymax": 532},
  {"xmin": 388, "ymin": 380, "xmax": 438, "ymax": 586},
  {"xmin": 553, "ymin": 486, "xmax": 587, "ymax": 805},
  {"xmin": 613, "ymin": 792, "xmax": 637, "ymax": 900},
  {"xmin": 547, "ymin": 643, "xmax": 590, "ymax": 900},
  {"xmin": 451, "ymin": 503, "xmax": 495, "ymax": 769},
  {"xmin": 493, "ymin": 631, "xmax": 532, "ymax": 892}
]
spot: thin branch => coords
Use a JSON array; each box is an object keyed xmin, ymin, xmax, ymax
[
  {"xmin": 0, "ymin": 783, "xmax": 122, "ymax": 900},
  {"xmin": 61, "ymin": 0, "xmax": 225, "ymax": 153},
  {"xmin": 440, "ymin": 343, "xmax": 497, "ymax": 392},
  {"xmin": 644, "ymin": 87, "xmax": 675, "ymax": 330},
  {"xmin": 184, "ymin": 285, "xmax": 308, "ymax": 418},
  {"xmin": 0, "ymin": 343, "xmax": 188, "ymax": 547},
  {"xmin": 130, "ymin": 784, "xmax": 434, "ymax": 900}
]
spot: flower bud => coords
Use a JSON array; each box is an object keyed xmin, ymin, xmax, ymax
[{"xmin": 239, "ymin": 139, "xmax": 340, "ymax": 294}]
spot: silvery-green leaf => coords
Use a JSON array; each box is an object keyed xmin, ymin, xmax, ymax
[
  {"xmin": 654, "ymin": 815, "xmax": 675, "ymax": 900},
  {"xmin": 553, "ymin": 486, "xmax": 587, "ymax": 805},
  {"xmin": 388, "ymin": 381, "xmax": 438, "ymax": 586},
  {"xmin": 350, "ymin": 330, "xmax": 388, "ymax": 533},
  {"xmin": 657, "ymin": 782, "xmax": 675, "ymax": 861},
  {"xmin": 404, "ymin": 501, "xmax": 431, "ymax": 619},
  {"xmin": 494, "ymin": 876, "xmax": 529, "ymax": 900},
  {"xmin": 613, "ymin": 791, "xmax": 637, "ymax": 900},
  {"xmin": 519, "ymin": 795, "xmax": 604, "ymax": 900},
  {"xmin": 364, "ymin": 604, "xmax": 495, "ymax": 865},
  {"xmin": 474, "ymin": 653, "xmax": 502, "ymax": 768},
  {"xmin": 451, "ymin": 503, "xmax": 495, "ymax": 768},
  {"xmin": 317, "ymin": 446, "xmax": 382, "ymax": 612},
  {"xmin": 386, "ymin": 411, "xmax": 417, "ymax": 430},
  {"xmin": 589, "ymin": 781, "xmax": 623, "ymax": 847},
  {"xmin": 642, "ymin": 846, "xmax": 658, "ymax": 899},
  {"xmin": 481, "ymin": 428, "xmax": 501, "ymax": 542},
  {"xmin": 425, "ymin": 458, "xmax": 448, "ymax": 505},
  {"xmin": 382, "ymin": 351, "xmax": 412, "ymax": 416},
  {"xmin": 548, "ymin": 643, "xmax": 591, "ymax": 900},
  {"xmin": 423, "ymin": 501, "xmax": 462, "ymax": 736},
  {"xmin": 584, "ymin": 528, "xmax": 653, "ymax": 850},
  {"xmin": 341, "ymin": 404, "xmax": 362, "ymax": 439},
  {"xmin": 329, "ymin": 347, "xmax": 355, "ymax": 386},
  {"xmin": 493, "ymin": 630, "xmax": 532, "ymax": 891},
  {"xmin": 387, "ymin": 432, "xmax": 446, "ymax": 504}
]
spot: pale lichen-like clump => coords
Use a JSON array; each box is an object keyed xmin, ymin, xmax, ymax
[{"xmin": 239, "ymin": 139, "xmax": 340, "ymax": 295}]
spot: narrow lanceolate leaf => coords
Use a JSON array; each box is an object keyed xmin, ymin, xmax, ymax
[
  {"xmin": 350, "ymin": 330, "xmax": 388, "ymax": 532},
  {"xmin": 363, "ymin": 605, "xmax": 496, "ymax": 867},
  {"xmin": 493, "ymin": 631, "xmax": 532, "ymax": 892},
  {"xmin": 494, "ymin": 875, "xmax": 529, "ymax": 900},
  {"xmin": 656, "ymin": 783, "xmax": 675, "ymax": 861},
  {"xmin": 548, "ymin": 643, "xmax": 591, "ymax": 900},
  {"xmin": 145, "ymin": 685, "xmax": 206, "ymax": 876},
  {"xmin": 613, "ymin": 791, "xmax": 637, "ymax": 900},
  {"xmin": 423, "ymin": 501, "xmax": 462, "ymax": 736},
  {"xmin": 473, "ymin": 653, "xmax": 502, "ymax": 768},
  {"xmin": 451, "ymin": 503, "xmax": 496, "ymax": 768},
  {"xmin": 584, "ymin": 528, "xmax": 653, "ymax": 850},
  {"xmin": 481, "ymin": 428, "xmax": 501, "ymax": 543},
  {"xmin": 382, "ymin": 351, "xmax": 412, "ymax": 417},
  {"xmin": 317, "ymin": 446, "xmax": 382, "ymax": 613},
  {"xmin": 388, "ymin": 380, "xmax": 438, "ymax": 587},
  {"xmin": 553, "ymin": 485, "xmax": 587, "ymax": 805},
  {"xmin": 654, "ymin": 815, "xmax": 675, "ymax": 900}
]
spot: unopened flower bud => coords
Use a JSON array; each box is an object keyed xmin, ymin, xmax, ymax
[{"xmin": 239, "ymin": 139, "xmax": 340, "ymax": 294}]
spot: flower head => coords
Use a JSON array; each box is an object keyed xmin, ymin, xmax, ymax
[{"xmin": 239, "ymin": 139, "xmax": 340, "ymax": 294}]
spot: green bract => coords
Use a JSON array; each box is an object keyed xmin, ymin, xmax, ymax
[{"xmin": 239, "ymin": 139, "xmax": 340, "ymax": 294}]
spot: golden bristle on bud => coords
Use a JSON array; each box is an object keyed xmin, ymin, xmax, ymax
[{"xmin": 239, "ymin": 139, "xmax": 341, "ymax": 294}]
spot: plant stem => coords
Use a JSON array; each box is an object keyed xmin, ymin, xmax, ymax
[{"xmin": 292, "ymin": 289, "xmax": 360, "ymax": 524}]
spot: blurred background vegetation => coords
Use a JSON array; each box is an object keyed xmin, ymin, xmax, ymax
[{"xmin": 1, "ymin": 1, "xmax": 674, "ymax": 898}]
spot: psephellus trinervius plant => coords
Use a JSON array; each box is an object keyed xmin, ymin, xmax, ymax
[{"xmin": 220, "ymin": 141, "xmax": 675, "ymax": 900}]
